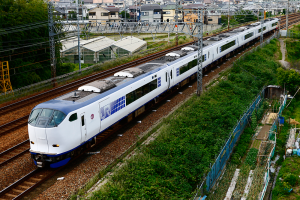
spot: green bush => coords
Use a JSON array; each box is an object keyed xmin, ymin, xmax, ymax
[
  {"xmin": 231, "ymin": 127, "xmax": 254, "ymax": 165},
  {"xmin": 245, "ymin": 148, "xmax": 259, "ymax": 169}
]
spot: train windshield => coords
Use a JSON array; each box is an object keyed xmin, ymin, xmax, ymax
[{"xmin": 28, "ymin": 109, "xmax": 66, "ymax": 128}]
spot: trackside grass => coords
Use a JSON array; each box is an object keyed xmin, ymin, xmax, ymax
[{"xmin": 87, "ymin": 39, "xmax": 280, "ymax": 199}]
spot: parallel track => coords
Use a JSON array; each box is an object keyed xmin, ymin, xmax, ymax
[
  {"xmin": 0, "ymin": 14, "xmax": 300, "ymax": 200},
  {"xmin": 0, "ymin": 140, "xmax": 30, "ymax": 168}
]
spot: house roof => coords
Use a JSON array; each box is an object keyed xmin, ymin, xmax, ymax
[
  {"xmin": 105, "ymin": 6, "xmax": 119, "ymax": 12},
  {"xmin": 183, "ymin": 4, "xmax": 205, "ymax": 9},
  {"xmin": 141, "ymin": 4, "xmax": 161, "ymax": 11},
  {"xmin": 113, "ymin": 36, "xmax": 147, "ymax": 53},
  {"xmin": 162, "ymin": 4, "xmax": 176, "ymax": 10},
  {"xmin": 203, "ymin": 0, "xmax": 211, "ymax": 4},
  {"xmin": 129, "ymin": 5, "xmax": 141, "ymax": 9}
]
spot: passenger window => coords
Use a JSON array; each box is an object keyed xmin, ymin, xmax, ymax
[
  {"xmin": 217, "ymin": 48, "xmax": 218, "ymax": 53},
  {"xmin": 69, "ymin": 113, "xmax": 78, "ymax": 122},
  {"xmin": 170, "ymin": 70, "xmax": 172, "ymax": 79},
  {"xmin": 208, "ymin": 51, "xmax": 209, "ymax": 58},
  {"xmin": 143, "ymin": 84, "xmax": 150, "ymax": 95},
  {"xmin": 136, "ymin": 87, "xmax": 144, "ymax": 99},
  {"xmin": 81, "ymin": 116, "xmax": 85, "ymax": 126},
  {"xmin": 150, "ymin": 79, "xmax": 157, "ymax": 91},
  {"xmin": 126, "ymin": 91, "xmax": 135, "ymax": 106}
]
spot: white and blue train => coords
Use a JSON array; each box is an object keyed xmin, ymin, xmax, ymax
[{"xmin": 28, "ymin": 18, "xmax": 278, "ymax": 168}]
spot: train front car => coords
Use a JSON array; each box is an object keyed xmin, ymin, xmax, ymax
[{"xmin": 28, "ymin": 100, "xmax": 82, "ymax": 168}]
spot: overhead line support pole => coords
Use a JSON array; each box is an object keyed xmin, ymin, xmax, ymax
[
  {"xmin": 286, "ymin": 0, "xmax": 289, "ymax": 35},
  {"xmin": 48, "ymin": 1, "xmax": 57, "ymax": 86},
  {"xmin": 197, "ymin": 8, "xmax": 203, "ymax": 96},
  {"xmin": 260, "ymin": 8, "xmax": 264, "ymax": 46},
  {"xmin": 76, "ymin": 0, "xmax": 81, "ymax": 71}
]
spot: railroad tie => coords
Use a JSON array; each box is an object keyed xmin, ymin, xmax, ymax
[
  {"xmin": 5, "ymin": 193, "xmax": 17, "ymax": 198},
  {"xmin": 13, "ymin": 188, "xmax": 23, "ymax": 193}
]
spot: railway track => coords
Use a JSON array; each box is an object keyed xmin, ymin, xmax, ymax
[
  {"xmin": 0, "ymin": 169, "xmax": 55, "ymax": 200},
  {"xmin": 0, "ymin": 14, "xmax": 300, "ymax": 200},
  {"xmin": 0, "ymin": 140, "xmax": 29, "ymax": 168}
]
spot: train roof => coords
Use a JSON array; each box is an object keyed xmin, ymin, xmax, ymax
[{"xmin": 34, "ymin": 18, "xmax": 278, "ymax": 115}]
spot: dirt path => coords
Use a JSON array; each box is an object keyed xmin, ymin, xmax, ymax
[{"xmin": 279, "ymin": 39, "xmax": 291, "ymax": 68}]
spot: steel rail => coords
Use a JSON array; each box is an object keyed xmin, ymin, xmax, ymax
[{"xmin": 0, "ymin": 140, "xmax": 30, "ymax": 167}]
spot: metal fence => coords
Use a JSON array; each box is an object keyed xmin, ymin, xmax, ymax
[
  {"xmin": 193, "ymin": 88, "xmax": 265, "ymax": 199},
  {"xmin": 193, "ymin": 35, "xmax": 280, "ymax": 199},
  {"xmin": 286, "ymin": 30, "xmax": 300, "ymax": 39},
  {"xmin": 260, "ymin": 95, "xmax": 287, "ymax": 200}
]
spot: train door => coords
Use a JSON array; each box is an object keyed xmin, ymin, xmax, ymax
[
  {"xmin": 169, "ymin": 68, "xmax": 174, "ymax": 87},
  {"xmin": 80, "ymin": 113, "xmax": 87, "ymax": 143},
  {"xmin": 165, "ymin": 70, "xmax": 170, "ymax": 89}
]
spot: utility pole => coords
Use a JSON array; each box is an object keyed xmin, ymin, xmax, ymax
[
  {"xmin": 48, "ymin": 1, "xmax": 57, "ymax": 86},
  {"xmin": 124, "ymin": 0, "xmax": 127, "ymax": 23},
  {"xmin": 76, "ymin": 0, "xmax": 81, "ymax": 71},
  {"xmin": 260, "ymin": 8, "xmax": 264, "ymax": 46},
  {"xmin": 175, "ymin": 0, "xmax": 180, "ymax": 46},
  {"xmin": 136, "ymin": 0, "xmax": 137, "ymax": 22},
  {"xmin": 286, "ymin": 0, "xmax": 289, "ymax": 35},
  {"xmin": 197, "ymin": 8, "xmax": 203, "ymax": 96},
  {"xmin": 227, "ymin": 0, "xmax": 230, "ymax": 30}
]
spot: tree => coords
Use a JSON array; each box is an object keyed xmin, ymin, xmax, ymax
[
  {"xmin": 277, "ymin": 68, "xmax": 300, "ymax": 94},
  {"xmin": 0, "ymin": 0, "xmax": 65, "ymax": 89},
  {"xmin": 120, "ymin": 10, "xmax": 130, "ymax": 19}
]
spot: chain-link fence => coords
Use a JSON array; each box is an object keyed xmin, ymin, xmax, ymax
[
  {"xmin": 193, "ymin": 35, "xmax": 279, "ymax": 199},
  {"xmin": 259, "ymin": 95, "xmax": 287, "ymax": 200}
]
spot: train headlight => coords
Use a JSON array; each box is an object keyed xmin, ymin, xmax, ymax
[
  {"xmin": 31, "ymin": 141, "xmax": 35, "ymax": 144},
  {"xmin": 52, "ymin": 144, "xmax": 59, "ymax": 147}
]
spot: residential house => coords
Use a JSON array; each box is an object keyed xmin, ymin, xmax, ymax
[
  {"xmin": 162, "ymin": 5, "xmax": 183, "ymax": 22},
  {"xmin": 140, "ymin": 4, "xmax": 162, "ymax": 23},
  {"xmin": 183, "ymin": 4, "xmax": 205, "ymax": 23},
  {"xmin": 205, "ymin": 9, "xmax": 221, "ymax": 24},
  {"xmin": 113, "ymin": 0, "xmax": 124, "ymax": 8},
  {"xmin": 55, "ymin": 5, "xmax": 89, "ymax": 20},
  {"xmin": 129, "ymin": 5, "xmax": 141, "ymax": 22},
  {"xmin": 89, "ymin": 6, "xmax": 121, "ymax": 24}
]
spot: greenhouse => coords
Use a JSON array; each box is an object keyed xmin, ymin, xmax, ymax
[
  {"xmin": 61, "ymin": 36, "xmax": 147, "ymax": 64},
  {"xmin": 81, "ymin": 37, "xmax": 115, "ymax": 63}
]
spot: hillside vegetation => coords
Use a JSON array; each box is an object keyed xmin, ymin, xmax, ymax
[{"xmin": 88, "ymin": 40, "xmax": 280, "ymax": 199}]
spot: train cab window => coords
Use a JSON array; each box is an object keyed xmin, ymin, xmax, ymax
[
  {"xmin": 28, "ymin": 109, "xmax": 42, "ymax": 125},
  {"xmin": 48, "ymin": 111, "xmax": 66, "ymax": 127},
  {"xmin": 69, "ymin": 113, "xmax": 78, "ymax": 122},
  {"xmin": 81, "ymin": 116, "xmax": 85, "ymax": 126},
  {"xmin": 170, "ymin": 70, "xmax": 173, "ymax": 79},
  {"xmin": 29, "ymin": 108, "xmax": 66, "ymax": 128}
]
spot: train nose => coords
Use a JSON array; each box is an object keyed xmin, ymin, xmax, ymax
[{"xmin": 34, "ymin": 127, "xmax": 49, "ymax": 153}]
